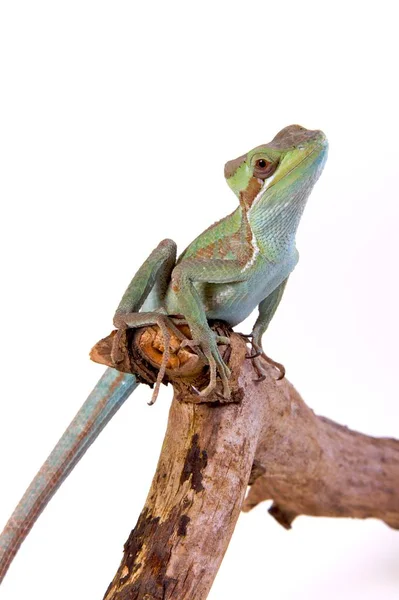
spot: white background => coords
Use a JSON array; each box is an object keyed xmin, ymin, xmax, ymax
[{"xmin": 0, "ymin": 1, "xmax": 398, "ymax": 598}]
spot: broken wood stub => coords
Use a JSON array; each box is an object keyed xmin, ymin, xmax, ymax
[{"xmin": 90, "ymin": 321, "xmax": 238, "ymax": 403}]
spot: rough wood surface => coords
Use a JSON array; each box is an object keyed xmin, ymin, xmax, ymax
[
  {"xmin": 91, "ymin": 329, "xmax": 399, "ymax": 600},
  {"xmin": 243, "ymin": 377, "xmax": 399, "ymax": 530}
]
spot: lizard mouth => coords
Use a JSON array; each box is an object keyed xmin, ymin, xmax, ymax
[
  {"xmin": 256, "ymin": 170, "xmax": 277, "ymax": 189},
  {"xmin": 250, "ymin": 173, "xmax": 277, "ymax": 209}
]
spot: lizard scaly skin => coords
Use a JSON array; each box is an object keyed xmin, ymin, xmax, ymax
[{"xmin": 0, "ymin": 124, "xmax": 328, "ymax": 584}]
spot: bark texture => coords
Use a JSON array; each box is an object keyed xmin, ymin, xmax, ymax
[{"xmin": 91, "ymin": 328, "xmax": 399, "ymax": 600}]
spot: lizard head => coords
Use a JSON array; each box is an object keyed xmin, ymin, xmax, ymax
[{"xmin": 224, "ymin": 125, "xmax": 328, "ymax": 208}]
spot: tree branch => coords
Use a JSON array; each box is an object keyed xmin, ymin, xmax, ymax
[
  {"xmin": 243, "ymin": 377, "xmax": 399, "ymax": 530},
  {"xmin": 90, "ymin": 327, "xmax": 399, "ymax": 600}
]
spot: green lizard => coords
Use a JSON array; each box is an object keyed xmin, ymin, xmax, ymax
[{"xmin": 0, "ymin": 124, "xmax": 328, "ymax": 583}]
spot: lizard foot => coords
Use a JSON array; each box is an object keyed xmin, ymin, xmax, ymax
[
  {"xmin": 242, "ymin": 335, "xmax": 285, "ymax": 381},
  {"xmin": 181, "ymin": 337, "xmax": 231, "ymax": 399}
]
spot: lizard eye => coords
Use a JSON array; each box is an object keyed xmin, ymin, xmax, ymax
[{"xmin": 253, "ymin": 158, "xmax": 277, "ymax": 180}]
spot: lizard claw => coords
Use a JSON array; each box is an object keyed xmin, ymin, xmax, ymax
[
  {"xmin": 245, "ymin": 348, "xmax": 262, "ymax": 359},
  {"xmin": 214, "ymin": 335, "xmax": 230, "ymax": 345},
  {"xmin": 182, "ymin": 336, "xmax": 231, "ymax": 399},
  {"xmin": 180, "ymin": 338, "xmax": 207, "ymax": 361},
  {"xmin": 239, "ymin": 332, "xmax": 253, "ymax": 339},
  {"xmin": 249, "ymin": 341, "xmax": 285, "ymax": 381}
]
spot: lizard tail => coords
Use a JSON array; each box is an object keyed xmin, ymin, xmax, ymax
[{"xmin": 0, "ymin": 367, "xmax": 139, "ymax": 584}]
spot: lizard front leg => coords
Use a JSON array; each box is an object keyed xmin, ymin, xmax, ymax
[
  {"xmin": 171, "ymin": 258, "xmax": 249, "ymax": 399},
  {"xmin": 250, "ymin": 278, "xmax": 288, "ymax": 379}
]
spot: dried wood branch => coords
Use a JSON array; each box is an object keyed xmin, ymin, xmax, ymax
[{"xmin": 90, "ymin": 327, "xmax": 399, "ymax": 600}]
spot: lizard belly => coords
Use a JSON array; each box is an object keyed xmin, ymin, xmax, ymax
[{"xmin": 164, "ymin": 252, "xmax": 298, "ymax": 327}]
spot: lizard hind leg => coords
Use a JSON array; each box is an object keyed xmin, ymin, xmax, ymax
[{"xmin": 111, "ymin": 239, "xmax": 182, "ymax": 403}]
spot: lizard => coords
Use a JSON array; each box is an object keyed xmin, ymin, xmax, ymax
[{"xmin": 0, "ymin": 124, "xmax": 328, "ymax": 584}]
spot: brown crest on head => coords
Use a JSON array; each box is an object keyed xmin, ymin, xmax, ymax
[
  {"xmin": 254, "ymin": 124, "xmax": 324, "ymax": 152},
  {"xmin": 224, "ymin": 153, "xmax": 247, "ymax": 179}
]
